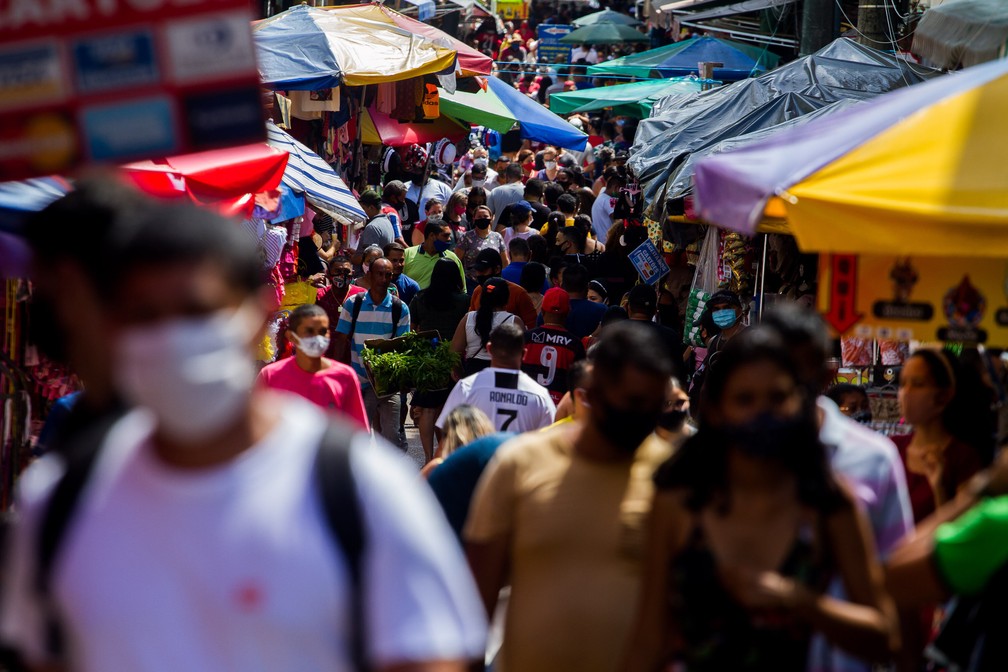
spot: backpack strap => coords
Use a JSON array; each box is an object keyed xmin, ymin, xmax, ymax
[
  {"xmin": 390, "ymin": 296, "xmax": 403, "ymax": 335},
  {"xmin": 347, "ymin": 293, "xmax": 366, "ymax": 341},
  {"xmin": 315, "ymin": 421, "xmax": 369, "ymax": 672}
]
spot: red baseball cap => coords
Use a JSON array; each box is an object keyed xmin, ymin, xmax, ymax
[{"xmin": 542, "ymin": 287, "xmax": 571, "ymax": 315}]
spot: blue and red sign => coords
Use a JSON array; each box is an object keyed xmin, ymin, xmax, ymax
[{"xmin": 0, "ymin": 0, "xmax": 264, "ymax": 180}]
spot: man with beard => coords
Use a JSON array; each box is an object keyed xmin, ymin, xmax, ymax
[
  {"xmin": 315, "ymin": 254, "xmax": 365, "ymax": 362},
  {"xmin": 464, "ymin": 321, "xmax": 674, "ymax": 672}
]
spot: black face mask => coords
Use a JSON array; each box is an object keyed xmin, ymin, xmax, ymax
[
  {"xmin": 657, "ymin": 409, "xmax": 688, "ymax": 431},
  {"xmin": 593, "ymin": 395, "xmax": 660, "ymax": 454},
  {"xmin": 724, "ymin": 412, "xmax": 815, "ymax": 461},
  {"xmin": 851, "ymin": 410, "xmax": 873, "ymax": 425},
  {"xmin": 474, "ymin": 218, "xmax": 491, "ymax": 230}
]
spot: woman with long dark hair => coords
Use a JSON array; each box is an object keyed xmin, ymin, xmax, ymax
[
  {"xmin": 621, "ymin": 327, "xmax": 897, "ymax": 672},
  {"xmin": 450, "ymin": 277, "xmax": 523, "ymax": 376},
  {"xmin": 410, "ymin": 258, "xmax": 471, "ymax": 462},
  {"xmin": 894, "ymin": 348, "xmax": 991, "ymax": 522}
]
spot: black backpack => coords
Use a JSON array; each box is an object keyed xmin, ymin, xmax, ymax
[
  {"xmin": 347, "ymin": 292, "xmax": 404, "ymax": 341},
  {"xmin": 28, "ymin": 418, "xmax": 369, "ymax": 671}
]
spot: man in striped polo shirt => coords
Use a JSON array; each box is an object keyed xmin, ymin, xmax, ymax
[{"xmin": 334, "ymin": 258, "xmax": 411, "ymax": 445}]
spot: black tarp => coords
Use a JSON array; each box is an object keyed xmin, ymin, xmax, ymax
[{"xmin": 629, "ymin": 38, "xmax": 941, "ymax": 220}]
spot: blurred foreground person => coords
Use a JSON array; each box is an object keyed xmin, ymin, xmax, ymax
[
  {"xmin": 1, "ymin": 199, "xmax": 485, "ymax": 672},
  {"xmin": 465, "ymin": 322, "xmax": 674, "ymax": 672},
  {"xmin": 621, "ymin": 327, "xmax": 897, "ymax": 672}
]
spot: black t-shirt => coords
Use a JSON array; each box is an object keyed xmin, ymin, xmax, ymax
[
  {"xmin": 634, "ymin": 319, "xmax": 685, "ymax": 381},
  {"xmin": 529, "ymin": 201, "xmax": 550, "ymax": 229}
]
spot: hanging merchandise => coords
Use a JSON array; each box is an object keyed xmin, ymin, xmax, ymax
[
  {"xmin": 432, "ymin": 138, "xmax": 457, "ymax": 168},
  {"xmin": 393, "ymin": 79, "xmax": 416, "ymax": 121},
  {"xmin": 422, "ymin": 82, "xmax": 441, "ymax": 119},
  {"xmin": 404, "ymin": 144, "xmax": 429, "ymax": 173},
  {"xmin": 684, "ymin": 226, "xmax": 721, "ymax": 346}
]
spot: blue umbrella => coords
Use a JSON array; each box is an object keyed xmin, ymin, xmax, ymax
[
  {"xmin": 485, "ymin": 77, "xmax": 588, "ymax": 151},
  {"xmin": 254, "ymin": 6, "xmax": 343, "ymax": 91},
  {"xmin": 589, "ymin": 36, "xmax": 779, "ymax": 81}
]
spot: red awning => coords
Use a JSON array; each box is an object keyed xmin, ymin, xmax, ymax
[{"xmin": 122, "ymin": 144, "xmax": 289, "ymax": 217}]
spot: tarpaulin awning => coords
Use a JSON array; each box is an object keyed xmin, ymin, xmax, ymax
[
  {"xmin": 485, "ymin": 76, "xmax": 589, "ymax": 150},
  {"xmin": 587, "ymin": 36, "xmax": 779, "ymax": 80},
  {"xmin": 547, "ymin": 77, "xmax": 706, "ymax": 117},
  {"xmin": 122, "ymin": 144, "xmax": 289, "ymax": 218},
  {"xmin": 693, "ymin": 57, "xmax": 1008, "ymax": 258},
  {"xmin": 265, "ymin": 121, "xmax": 366, "ymax": 223},
  {"xmin": 376, "ymin": 3, "xmax": 493, "ymax": 76},
  {"xmin": 572, "ymin": 9, "xmax": 640, "ymax": 26},
  {"xmin": 630, "ymin": 38, "xmax": 939, "ymax": 213},
  {"xmin": 254, "ymin": 4, "xmax": 458, "ymax": 89},
  {"xmin": 400, "ymin": 0, "xmax": 435, "ymax": 21},
  {"xmin": 660, "ymin": 0, "xmax": 795, "ymax": 21},
  {"xmin": 559, "ymin": 23, "xmax": 649, "ymax": 45},
  {"xmin": 913, "ymin": 0, "xmax": 1008, "ymax": 69},
  {"xmin": 362, "ymin": 106, "xmax": 469, "ymax": 146},
  {"xmin": 0, "ymin": 177, "xmax": 70, "ymax": 233}
]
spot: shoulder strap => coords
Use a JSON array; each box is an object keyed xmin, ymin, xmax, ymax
[
  {"xmin": 347, "ymin": 293, "xmax": 366, "ymax": 340},
  {"xmin": 391, "ymin": 296, "xmax": 403, "ymax": 334},
  {"xmin": 315, "ymin": 421, "xmax": 369, "ymax": 672}
]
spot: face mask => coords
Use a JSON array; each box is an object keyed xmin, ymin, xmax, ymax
[
  {"xmin": 362, "ymin": 262, "xmax": 371, "ymax": 275},
  {"xmin": 544, "ymin": 160, "xmax": 557, "ymax": 171},
  {"xmin": 454, "ymin": 205, "xmax": 467, "ymax": 216},
  {"xmin": 592, "ymin": 394, "xmax": 660, "ymax": 454},
  {"xmin": 330, "ymin": 273, "xmax": 349, "ymax": 288},
  {"xmin": 725, "ymin": 412, "xmax": 815, "ymax": 461},
  {"xmin": 472, "ymin": 179, "xmax": 486, "ymax": 188},
  {"xmin": 434, "ymin": 239, "xmax": 452, "ymax": 253},
  {"xmin": 115, "ymin": 303, "xmax": 258, "ymax": 443},
  {"xmin": 294, "ymin": 333, "xmax": 330, "ymax": 358},
  {"xmin": 474, "ymin": 218, "xmax": 491, "ymax": 230},
  {"xmin": 712, "ymin": 308, "xmax": 737, "ymax": 329},
  {"xmin": 851, "ymin": 410, "xmax": 873, "ymax": 425},
  {"xmin": 657, "ymin": 409, "xmax": 688, "ymax": 431}
]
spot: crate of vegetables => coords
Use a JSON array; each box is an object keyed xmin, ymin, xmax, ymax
[{"xmin": 361, "ymin": 331, "xmax": 461, "ymax": 399}]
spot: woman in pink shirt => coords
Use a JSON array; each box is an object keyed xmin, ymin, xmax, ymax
[{"xmin": 257, "ymin": 304, "xmax": 369, "ymax": 430}]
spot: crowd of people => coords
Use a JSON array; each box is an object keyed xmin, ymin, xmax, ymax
[{"xmin": 1, "ymin": 170, "xmax": 1005, "ymax": 672}]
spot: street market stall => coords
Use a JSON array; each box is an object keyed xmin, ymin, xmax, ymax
[
  {"xmin": 587, "ymin": 35, "xmax": 779, "ymax": 80},
  {"xmin": 547, "ymin": 76, "xmax": 706, "ymax": 117}
]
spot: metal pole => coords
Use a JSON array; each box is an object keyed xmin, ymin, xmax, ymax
[{"xmin": 758, "ymin": 233, "xmax": 768, "ymax": 322}]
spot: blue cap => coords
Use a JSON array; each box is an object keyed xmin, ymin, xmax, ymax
[{"xmin": 512, "ymin": 200, "xmax": 533, "ymax": 217}]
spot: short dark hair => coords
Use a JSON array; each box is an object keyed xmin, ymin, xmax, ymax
[
  {"xmin": 559, "ymin": 225, "xmax": 585, "ymax": 251},
  {"xmin": 524, "ymin": 178, "xmax": 545, "ymax": 198},
  {"xmin": 561, "ymin": 263, "xmax": 589, "ymax": 294},
  {"xmin": 544, "ymin": 182, "xmax": 564, "ymax": 209},
  {"xmin": 592, "ymin": 321, "xmax": 673, "ymax": 385},
  {"xmin": 557, "ymin": 193, "xmax": 578, "ymax": 215},
  {"xmin": 519, "ymin": 261, "xmax": 547, "ymax": 294},
  {"xmin": 526, "ymin": 233, "xmax": 548, "ymax": 263},
  {"xmin": 289, "ymin": 303, "xmax": 328, "ymax": 333},
  {"xmin": 825, "ymin": 383, "xmax": 867, "ymax": 407},
  {"xmin": 383, "ymin": 242, "xmax": 406, "ymax": 256},
  {"xmin": 508, "ymin": 236, "xmax": 531, "ymax": 259},
  {"xmin": 489, "ymin": 322, "xmax": 526, "ymax": 358},
  {"xmin": 627, "ymin": 284, "xmax": 657, "ymax": 316},
  {"xmin": 761, "ymin": 303, "xmax": 831, "ymax": 387},
  {"xmin": 568, "ymin": 359, "xmax": 591, "ymax": 393},
  {"xmin": 505, "ymin": 162, "xmax": 524, "ymax": 181},
  {"xmin": 424, "ymin": 217, "xmax": 450, "ymax": 238},
  {"xmin": 113, "ymin": 201, "xmax": 264, "ymax": 297},
  {"xmin": 471, "ymin": 162, "xmax": 488, "ymax": 177},
  {"xmin": 424, "ymin": 198, "xmax": 442, "ymax": 213}
]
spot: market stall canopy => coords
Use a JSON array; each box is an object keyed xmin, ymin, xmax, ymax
[
  {"xmin": 485, "ymin": 77, "xmax": 589, "ymax": 150},
  {"xmin": 254, "ymin": 4, "xmax": 458, "ymax": 90},
  {"xmin": 122, "ymin": 144, "xmax": 289, "ymax": 218},
  {"xmin": 630, "ymin": 38, "xmax": 938, "ymax": 212},
  {"xmin": 572, "ymin": 9, "xmax": 641, "ymax": 26},
  {"xmin": 559, "ymin": 23, "xmax": 649, "ymax": 45},
  {"xmin": 362, "ymin": 106, "xmax": 470, "ymax": 146},
  {"xmin": 399, "ymin": 0, "xmax": 436, "ymax": 21},
  {"xmin": 439, "ymin": 85, "xmax": 518, "ymax": 133},
  {"xmin": 265, "ymin": 121, "xmax": 366, "ymax": 223},
  {"xmin": 693, "ymin": 57, "xmax": 1008, "ymax": 258},
  {"xmin": 913, "ymin": 0, "xmax": 1008, "ymax": 69},
  {"xmin": 0, "ymin": 177, "xmax": 70, "ymax": 233},
  {"xmin": 588, "ymin": 36, "xmax": 779, "ymax": 80},
  {"xmin": 378, "ymin": 3, "xmax": 493, "ymax": 76},
  {"xmin": 547, "ymin": 77, "xmax": 706, "ymax": 117}
]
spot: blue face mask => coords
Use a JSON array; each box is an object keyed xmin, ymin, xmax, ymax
[
  {"xmin": 712, "ymin": 308, "xmax": 738, "ymax": 329},
  {"xmin": 433, "ymin": 239, "xmax": 452, "ymax": 253}
]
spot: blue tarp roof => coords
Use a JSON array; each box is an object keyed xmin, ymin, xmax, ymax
[
  {"xmin": 485, "ymin": 77, "xmax": 589, "ymax": 151},
  {"xmin": 0, "ymin": 177, "xmax": 70, "ymax": 234},
  {"xmin": 254, "ymin": 8, "xmax": 343, "ymax": 91}
]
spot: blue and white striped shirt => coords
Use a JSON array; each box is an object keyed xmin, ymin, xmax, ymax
[{"xmin": 335, "ymin": 291, "xmax": 411, "ymax": 388}]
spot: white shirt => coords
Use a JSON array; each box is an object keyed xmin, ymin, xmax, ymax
[
  {"xmin": 1, "ymin": 398, "xmax": 486, "ymax": 671},
  {"xmin": 437, "ymin": 367, "xmax": 556, "ymax": 433},
  {"xmin": 591, "ymin": 189, "xmax": 616, "ymax": 241},
  {"xmin": 571, "ymin": 46, "xmax": 599, "ymax": 64},
  {"xmin": 453, "ymin": 167, "xmax": 498, "ymax": 193},
  {"xmin": 406, "ymin": 179, "xmax": 453, "ymax": 212}
]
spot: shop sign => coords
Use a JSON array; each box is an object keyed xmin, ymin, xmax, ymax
[
  {"xmin": 817, "ymin": 254, "xmax": 1008, "ymax": 347},
  {"xmin": 629, "ymin": 238, "xmax": 670, "ymax": 286},
  {"xmin": 0, "ymin": 0, "xmax": 263, "ymax": 180},
  {"xmin": 495, "ymin": 0, "xmax": 528, "ymax": 21},
  {"xmin": 537, "ymin": 24, "xmax": 572, "ymax": 65}
]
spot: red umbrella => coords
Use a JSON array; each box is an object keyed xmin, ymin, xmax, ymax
[
  {"xmin": 377, "ymin": 4, "xmax": 493, "ymax": 76},
  {"xmin": 122, "ymin": 144, "xmax": 289, "ymax": 217},
  {"xmin": 363, "ymin": 106, "xmax": 469, "ymax": 146}
]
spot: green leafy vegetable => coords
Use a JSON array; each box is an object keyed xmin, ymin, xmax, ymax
[{"xmin": 362, "ymin": 333, "xmax": 460, "ymax": 395}]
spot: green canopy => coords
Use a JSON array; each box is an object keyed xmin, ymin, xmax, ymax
[
  {"xmin": 548, "ymin": 77, "xmax": 706, "ymax": 117},
  {"xmin": 587, "ymin": 36, "xmax": 780, "ymax": 80},
  {"xmin": 559, "ymin": 23, "xmax": 649, "ymax": 45},
  {"xmin": 572, "ymin": 9, "xmax": 640, "ymax": 27},
  {"xmin": 439, "ymin": 85, "xmax": 517, "ymax": 133}
]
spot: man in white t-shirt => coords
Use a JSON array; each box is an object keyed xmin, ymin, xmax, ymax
[
  {"xmin": 591, "ymin": 171, "xmax": 622, "ymax": 242},
  {"xmin": 438, "ymin": 322, "xmax": 555, "ymax": 434},
  {"xmin": 0, "ymin": 198, "xmax": 486, "ymax": 672}
]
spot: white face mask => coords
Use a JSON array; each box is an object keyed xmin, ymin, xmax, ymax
[
  {"xmin": 471, "ymin": 178, "xmax": 485, "ymax": 188},
  {"xmin": 294, "ymin": 334, "xmax": 330, "ymax": 358},
  {"xmin": 114, "ymin": 304, "xmax": 259, "ymax": 443},
  {"xmin": 362, "ymin": 262, "xmax": 371, "ymax": 275},
  {"xmin": 544, "ymin": 160, "xmax": 557, "ymax": 171}
]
